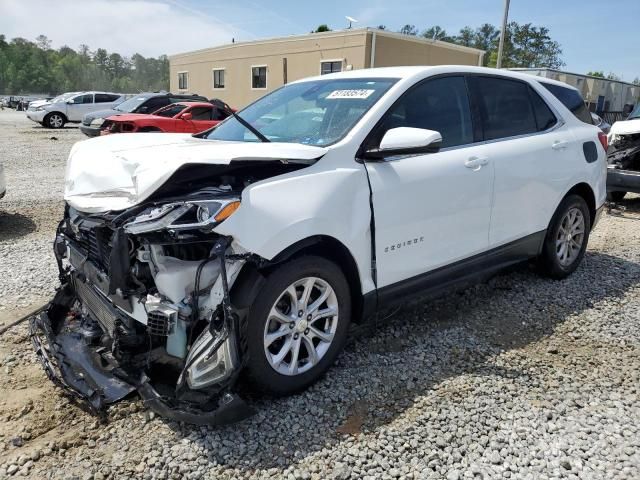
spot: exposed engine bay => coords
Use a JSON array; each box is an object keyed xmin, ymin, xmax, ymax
[
  {"xmin": 608, "ymin": 132, "xmax": 640, "ymax": 172},
  {"xmin": 30, "ymin": 161, "xmax": 307, "ymax": 424},
  {"xmin": 607, "ymin": 120, "xmax": 640, "ymax": 196}
]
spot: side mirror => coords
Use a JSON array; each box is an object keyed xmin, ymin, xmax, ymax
[
  {"xmin": 66, "ymin": 99, "xmax": 75, "ymax": 104},
  {"xmin": 364, "ymin": 127, "xmax": 442, "ymax": 160},
  {"xmin": 181, "ymin": 112, "xmax": 193, "ymax": 121},
  {"xmin": 138, "ymin": 106, "xmax": 149, "ymax": 113}
]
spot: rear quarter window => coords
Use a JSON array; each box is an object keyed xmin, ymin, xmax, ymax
[{"xmin": 541, "ymin": 83, "xmax": 593, "ymax": 125}]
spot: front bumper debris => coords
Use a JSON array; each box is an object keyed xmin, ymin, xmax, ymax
[{"xmin": 30, "ymin": 286, "xmax": 254, "ymax": 425}]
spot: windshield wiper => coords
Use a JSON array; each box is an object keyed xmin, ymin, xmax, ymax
[{"xmin": 214, "ymin": 99, "xmax": 270, "ymax": 143}]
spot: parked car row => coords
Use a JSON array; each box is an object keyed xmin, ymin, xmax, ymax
[
  {"xmin": 80, "ymin": 91, "xmax": 208, "ymax": 136},
  {"xmin": 31, "ymin": 65, "xmax": 607, "ymax": 425}
]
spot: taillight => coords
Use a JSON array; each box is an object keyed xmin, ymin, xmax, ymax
[{"xmin": 598, "ymin": 131, "xmax": 608, "ymax": 152}]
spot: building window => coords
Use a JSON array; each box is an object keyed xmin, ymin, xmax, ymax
[
  {"xmin": 178, "ymin": 72, "xmax": 188, "ymax": 90},
  {"xmin": 321, "ymin": 61, "xmax": 343, "ymax": 75},
  {"xmin": 251, "ymin": 66, "xmax": 267, "ymax": 89},
  {"xmin": 213, "ymin": 69, "xmax": 225, "ymax": 89}
]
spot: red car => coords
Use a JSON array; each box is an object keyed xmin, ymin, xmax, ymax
[{"xmin": 101, "ymin": 102, "xmax": 231, "ymax": 135}]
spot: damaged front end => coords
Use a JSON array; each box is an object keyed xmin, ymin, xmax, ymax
[
  {"xmin": 607, "ymin": 120, "xmax": 640, "ymax": 195},
  {"xmin": 30, "ymin": 185, "xmax": 260, "ymax": 424}
]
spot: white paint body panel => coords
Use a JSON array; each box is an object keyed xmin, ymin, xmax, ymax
[
  {"xmin": 364, "ymin": 147, "xmax": 493, "ymax": 287},
  {"xmin": 63, "ymin": 65, "xmax": 607, "ymax": 299}
]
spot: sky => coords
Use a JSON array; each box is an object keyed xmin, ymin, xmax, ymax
[{"xmin": 1, "ymin": 0, "xmax": 639, "ymax": 80}]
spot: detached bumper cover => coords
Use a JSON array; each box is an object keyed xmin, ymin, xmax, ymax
[
  {"xmin": 30, "ymin": 287, "xmax": 253, "ymax": 425},
  {"xmin": 607, "ymin": 167, "xmax": 640, "ymax": 194}
]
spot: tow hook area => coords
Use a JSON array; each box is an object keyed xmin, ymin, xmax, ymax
[{"xmin": 29, "ymin": 284, "xmax": 255, "ymax": 425}]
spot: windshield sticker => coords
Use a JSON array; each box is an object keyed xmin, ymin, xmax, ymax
[{"xmin": 326, "ymin": 89, "xmax": 375, "ymax": 100}]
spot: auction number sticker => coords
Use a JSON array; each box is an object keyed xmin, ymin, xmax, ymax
[{"xmin": 326, "ymin": 89, "xmax": 375, "ymax": 99}]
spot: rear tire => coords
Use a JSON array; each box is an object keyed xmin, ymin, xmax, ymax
[
  {"xmin": 244, "ymin": 256, "xmax": 351, "ymax": 395},
  {"xmin": 607, "ymin": 191, "xmax": 626, "ymax": 202},
  {"xmin": 538, "ymin": 194, "xmax": 591, "ymax": 279},
  {"xmin": 44, "ymin": 112, "xmax": 65, "ymax": 129}
]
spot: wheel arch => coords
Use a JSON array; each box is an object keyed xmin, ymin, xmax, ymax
[
  {"xmin": 232, "ymin": 235, "xmax": 369, "ymax": 324},
  {"xmin": 563, "ymin": 182, "xmax": 596, "ymax": 229},
  {"xmin": 45, "ymin": 111, "xmax": 67, "ymax": 123}
]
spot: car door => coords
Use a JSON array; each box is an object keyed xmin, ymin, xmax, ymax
[
  {"xmin": 66, "ymin": 93, "xmax": 94, "ymax": 121},
  {"xmin": 363, "ymin": 76, "xmax": 494, "ymax": 288},
  {"xmin": 186, "ymin": 106, "xmax": 217, "ymax": 133},
  {"xmin": 467, "ymin": 75, "xmax": 578, "ymax": 247}
]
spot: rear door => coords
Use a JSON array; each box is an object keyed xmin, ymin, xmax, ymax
[
  {"xmin": 364, "ymin": 75, "xmax": 494, "ymax": 288},
  {"xmin": 467, "ymin": 75, "xmax": 577, "ymax": 247}
]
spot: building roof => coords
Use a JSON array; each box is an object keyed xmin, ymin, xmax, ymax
[
  {"xmin": 169, "ymin": 27, "xmax": 485, "ymax": 60},
  {"xmin": 510, "ymin": 67, "xmax": 639, "ymax": 88}
]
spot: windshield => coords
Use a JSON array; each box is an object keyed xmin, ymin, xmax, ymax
[
  {"xmin": 153, "ymin": 104, "xmax": 188, "ymax": 117},
  {"xmin": 206, "ymin": 78, "xmax": 397, "ymax": 146},
  {"xmin": 629, "ymin": 104, "xmax": 640, "ymax": 120},
  {"xmin": 115, "ymin": 95, "xmax": 151, "ymax": 112}
]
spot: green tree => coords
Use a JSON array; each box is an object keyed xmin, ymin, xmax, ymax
[
  {"xmin": 314, "ymin": 24, "xmax": 331, "ymax": 33},
  {"xmin": 0, "ymin": 35, "xmax": 169, "ymax": 95},
  {"xmin": 421, "ymin": 26, "xmax": 451, "ymax": 41},
  {"xmin": 587, "ymin": 71, "xmax": 605, "ymax": 78},
  {"xmin": 399, "ymin": 25, "xmax": 418, "ymax": 36}
]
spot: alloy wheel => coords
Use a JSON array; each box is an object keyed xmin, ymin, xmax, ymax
[
  {"xmin": 49, "ymin": 114, "xmax": 63, "ymax": 128},
  {"xmin": 263, "ymin": 277, "xmax": 339, "ymax": 376},
  {"xmin": 555, "ymin": 207, "xmax": 585, "ymax": 266}
]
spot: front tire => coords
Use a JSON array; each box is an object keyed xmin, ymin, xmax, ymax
[
  {"xmin": 244, "ymin": 256, "xmax": 351, "ymax": 395},
  {"xmin": 44, "ymin": 112, "xmax": 65, "ymax": 129},
  {"xmin": 538, "ymin": 194, "xmax": 591, "ymax": 279}
]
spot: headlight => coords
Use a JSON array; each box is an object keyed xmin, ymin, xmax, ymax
[
  {"xmin": 35, "ymin": 106, "xmax": 45, "ymax": 111},
  {"xmin": 124, "ymin": 199, "xmax": 240, "ymax": 234},
  {"xmin": 90, "ymin": 118, "xmax": 104, "ymax": 126}
]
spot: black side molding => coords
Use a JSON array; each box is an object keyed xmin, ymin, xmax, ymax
[{"xmin": 375, "ymin": 231, "xmax": 546, "ymax": 311}]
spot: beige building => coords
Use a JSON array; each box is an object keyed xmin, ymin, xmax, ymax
[
  {"xmin": 511, "ymin": 68, "xmax": 640, "ymax": 114},
  {"xmin": 169, "ymin": 28, "xmax": 485, "ymax": 108}
]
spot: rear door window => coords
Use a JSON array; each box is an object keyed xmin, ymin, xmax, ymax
[
  {"xmin": 95, "ymin": 93, "xmax": 121, "ymax": 103},
  {"xmin": 529, "ymin": 87, "xmax": 558, "ymax": 131},
  {"xmin": 540, "ymin": 83, "xmax": 592, "ymax": 124},
  {"xmin": 471, "ymin": 76, "xmax": 538, "ymax": 141}
]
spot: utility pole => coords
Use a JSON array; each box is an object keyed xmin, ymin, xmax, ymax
[{"xmin": 496, "ymin": 0, "xmax": 510, "ymax": 69}]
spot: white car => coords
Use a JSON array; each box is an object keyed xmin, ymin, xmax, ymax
[
  {"xmin": 26, "ymin": 91, "xmax": 126, "ymax": 128},
  {"xmin": 32, "ymin": 66, "xmax": 606, "ymax": 424}
]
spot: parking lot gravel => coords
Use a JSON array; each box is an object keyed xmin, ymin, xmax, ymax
[{"xmin": 0, "ymin": 110, "xmax": 639, "ymax": 479}]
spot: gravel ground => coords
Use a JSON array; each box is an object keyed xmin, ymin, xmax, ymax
[{"xmin": 0, "ymin": 109, "xmax": 639, "ymax": 479}]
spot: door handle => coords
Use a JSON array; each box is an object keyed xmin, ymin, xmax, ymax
[
  {"xmin": 464, "ymin": 156, "xmax": 489, "ymax": 170},
  {"xmin": 552, "ymin": 140, "xmax": 569, "ymax": 150}
]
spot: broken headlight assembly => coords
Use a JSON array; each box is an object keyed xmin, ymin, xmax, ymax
[{"xmin": 124, "ymin": 198, "xmax": 241, "ymax": 234}]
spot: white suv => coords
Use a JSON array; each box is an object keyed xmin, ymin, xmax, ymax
[
  {"xmin": 33, "ymin": 66, "xmax": 606, "ymax": 424},
  {"xmin": 26, "ymin": 91, "xmax": 126, "ymax": 128}
]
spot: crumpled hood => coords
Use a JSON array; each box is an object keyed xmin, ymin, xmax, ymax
[
  {"xmin": 64, "ymin": 133, "xmax": 327, "ymax": 213},
  {"xmin": 609, "ymin": 118, "xmax": 640, "ymax": 137}
]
